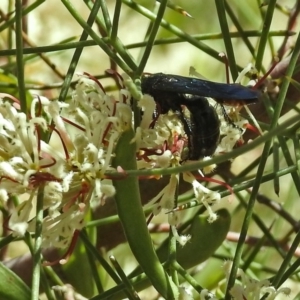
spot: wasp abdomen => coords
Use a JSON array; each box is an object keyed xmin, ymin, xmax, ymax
[{"xmin": 182, "ymin": 96, "xmax": 220, "ymax": 159}]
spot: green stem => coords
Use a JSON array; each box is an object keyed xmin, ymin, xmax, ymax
[
  {"xmin": 277, "ymin": 135, "xmax": 300, "ymax": 195},
  {"xmin": 58, "ymin": 1, "xmax": 101, "ymax": 103},
  {"xmin": 88, "ymin": 163, "xmax": 298, "ymax": 230},
  {"xmin": 79, "ymin": 230, "xmax": 122, "ymax": 285},
  {"xmin": 168, "ymin": 234, "xmax": 179, "ymax": 286},
  {"xmin": 84, "ymin": 0, "xmax": 137, "ymax": 72},
  {"xmin": 122, "ymin": 0, "xmax": 224, "ymax": 65},
  {"xmin": 110, "ymin": 256, "xmax": 139, "ymax": 299},
  {"xmin": 224, "ymin": 30, "xmax": 300, "ymax": 300},
  {"xmin": 61, "ymin": 0, "xmax": 132, "ymax": 73},
  {"xmin": 136, "ymin": 0, "xmax": 168, "ymax": 76},
  {"xmin": 111, "ymin": 0, "xmax": 122, "ymax": 41},
  {"xmin": 112, "ymin": 126, "xmax": 177, "ymax": 299},
  {"xmin": 99, "ymin": 0, "xmax": 112, "ymax": 34},
  {"xmin": 31, "ymin": 186, "xmax": 44, "ymax": 300},
  {"xmin": 44, "ymin": 265, "xmax": 64, "ymax": 286},
  {"xmin": 272, "ymin": 229, "xmax": 300, "ymax": 287},
  {"xmin": 255, "ymin": 0, "xmax": 277, "ymax": 72},
  {"xmin": 0, "ymin": 31, "xmax": 292, "ymax": 57},
  {"xmin": 224, "ymin": 2, "xmax": 256, "ymax": 59},
  {"xmin": 277, "ymin": 255, "xmax": 300, "ymax": 287},
  {"xmin": 15, "ymin": 0, "xmax": 27, "ymax": 112},
  {"xmin": 40, "ymin": 267, "xmax": 56, "ymax": 300},
  {"xmin": 0, "ymin": 0, "xmax": 45, "ymax": 32},
  {"xmin": 173, "ymin": 262, "xmax": 203, "ymax": 294},
  {"xmin": 215, "ymin": 0, "xmax": 238, "ymax": 80},
  {"xmin": 107, "ymin": 114, "xmax": 300, "ymax": 179}
]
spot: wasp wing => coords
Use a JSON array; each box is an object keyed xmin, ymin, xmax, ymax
[{"xmin": 145, "ymin": 73, "xmax": 259, "ymax": 103}]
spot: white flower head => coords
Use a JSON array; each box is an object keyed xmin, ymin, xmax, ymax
[
  {"xmin": 178, "ymin": 285, "xmax": 194, "ymax": 300},
  {"xmin": 9, "ymin": 200, "xmax": 32, "ymax": 237},
  {"xmin": 0, "ymin": 72, "xmax": 133, "ymax": 251},
  {"xmin": 200, "ymin": 289, "xmax": 218, "ymax": 300},
  {"xmin": 0, "ymin": 189, "xmax": 8, "ymax": 204},
  {"xmin": 226, "ymin": 262, "xmax": 291, "ymax": 300},
  {"xmin": 182, "ymin": 172, "xmax": 221, "ymax": 223}
]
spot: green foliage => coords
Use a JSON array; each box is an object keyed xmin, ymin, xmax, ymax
[
  {"xmin": 1, "ymin": 1, "xmax": 300, "ymax": 299},
  {"xmin": 0, "ymin": 262, "xmax": 31, "ymax": 300}
]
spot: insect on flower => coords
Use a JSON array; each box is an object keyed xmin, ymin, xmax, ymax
[
  {"xmin": 182, "ymin": 95, "xmax": 220, "ymax": 160},
  {"xmin": 141, "ymin": 73, "xmax": 260, "ymax": 160}
]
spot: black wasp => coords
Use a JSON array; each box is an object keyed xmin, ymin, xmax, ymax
[{"xmin": 141, "ymin": 73, "xmax": 260, "ymax": 160}]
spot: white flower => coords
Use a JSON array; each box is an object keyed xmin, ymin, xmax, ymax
[
  {"xmin": 223, "ymin": 261, "xmax": 291, "ymax": 300},
  {"xmin": 0, "ymin": 63, "xmax": 252, "ymax": 259},
  {"xmin": 9, "ymin": 200, "xmax": 32, "ymax": 237},
  {"xmin": 200, "ymin": 289, "xmax": 218, "ymax": 300},
  {"xmin": 178, "ymin": 285, "xmax": 194, "ymax": 300},
  {"xmin": 37, "ymin": 203, "xmax": 88, "ymax": 248},
  {"xmin": 183, "ymin": 172, "xmax": 221, "ymax": 223},
  {"xmin": 147, "ymin": 174, "xmax": 178, "ymax": 214},
  {"xmin": 0, "ymin": 189, "xmax": 8, "ymax": 204},
  {"xmin": 170, "ymin": 223, "xmax": 191, "ymax": 246},
  {"xmin": 138, "ymin": 94, "xmax": 156, "ymax": 129},
  {"xmin": 0, "ymin": 72, "xmax": 132, "ymax": 250}
]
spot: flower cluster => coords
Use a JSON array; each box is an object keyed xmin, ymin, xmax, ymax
[
  {"xmin": 137, "ymin": 68, "xmax": 252, "ymax": 226},
  {"xmin": 182, "ymin": 261, "xmax": 291, "ymax": 300},
  {"xmin": 224, "ymin": 261, "xmax": 291, "ymax": 300},
  {"xmin": 0, "ymin": 65, "xmax": 253, "ymax": 251},
  {"xmin": 0, "ymin": 72, "xmax": 131, "ymax": 249}
]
